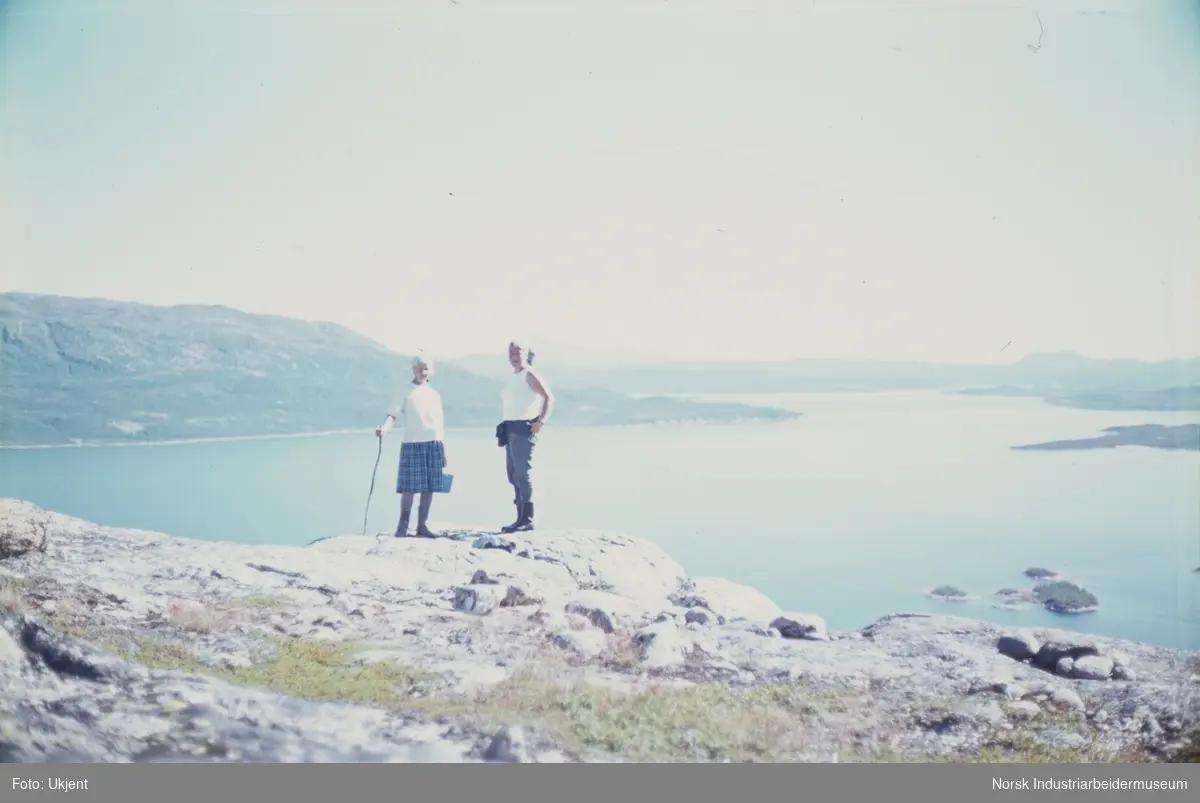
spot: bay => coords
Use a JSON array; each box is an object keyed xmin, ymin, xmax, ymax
[{"xmin": 2, "ymin": 391, "xmax": 1196, "ymax": 649}]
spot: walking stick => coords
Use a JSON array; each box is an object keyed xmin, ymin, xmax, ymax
[{"xmin": 362, "ymin": 435, "xmax": 383, "ymax": 537}]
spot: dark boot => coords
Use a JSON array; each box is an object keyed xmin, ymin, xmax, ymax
[
  {"xmin": 394, "ymin": 513, "xmax": 410, "ymax": 538},
  {"xmin": 511, "ymin": 502, "xmax": 535, "ymax": 532},
  {"xmin": 500, "ymin": 501, "xmax": 524, "ymax": 533},
  {"xmin": 415, "ymin": 493, "xmax": 437, "ymax": 538}
]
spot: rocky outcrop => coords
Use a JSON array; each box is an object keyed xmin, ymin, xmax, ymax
[
  {"xmin": 0, "ymin": 614, "xmax": 481, "ymax": 763},
  {"xmin": 1, "ymin": 499, "xmax": 1197, "ymax": 763}
]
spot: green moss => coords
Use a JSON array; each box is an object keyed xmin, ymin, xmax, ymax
[
  {"xmin": 470, "ymin": 674, "xmax": 853, "ymax": 762},
  {"xmin": 980, "ymin": 730, "xmax": 1117, "ymax": 763},
  {"xmin": 127, "ymin": 637, "xmax": 437, "ymax": 709}
]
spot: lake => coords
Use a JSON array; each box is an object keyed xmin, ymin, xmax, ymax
[{"xmin": 2, "ymin": 391, "xmax": 1197, "ymax": 650}]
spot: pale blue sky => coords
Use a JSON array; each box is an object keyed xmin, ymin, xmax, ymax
[{"xmin": 2, "ymin": 0, "xmax": 1197, "ymax": 362}]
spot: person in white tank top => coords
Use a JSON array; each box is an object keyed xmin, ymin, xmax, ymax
[{"xmin": 497, "ymin": 340, "xmax": 554, "ymax": 533}]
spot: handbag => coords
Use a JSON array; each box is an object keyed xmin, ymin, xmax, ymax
[{"xmin": 435, "ymin": 471, "xmax": 454, "ymax": 494}]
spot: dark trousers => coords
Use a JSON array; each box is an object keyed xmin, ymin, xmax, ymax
[{"xmin": 503, "ymin": 420, "xmax": 537, "ymax": 506}]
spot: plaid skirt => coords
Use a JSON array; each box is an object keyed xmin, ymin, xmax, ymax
[{"xmin": 396, "ymin": 440, "xmax": 447, "ymax": 494}]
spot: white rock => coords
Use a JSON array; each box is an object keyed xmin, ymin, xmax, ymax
[
  {"xmin": 1008, "ymin": 700, "xmax": 1042, "ymax": 720},
  {"xmin": 549, "ymin": 629, "xmax": 607, "ymax": 660},
  {"xmin": 685, "ymin": 576, "xmax": 783, "ymax": 621},
  {"xmin": 452, "ymin": 586, "xmax": 503, "ymax": 615},
  {"xmin": 1050, "ymin": 687, "xmax": 1085, "ymax": 711},
  {"xmin": 0, "ymin": 628, "xmax": 23, "ymax": 667},
  {"xmin": 996, "ymin": 632, "xmax": 1040, "ymax": 662},
  {"xmin": 636, "ymin": 621, "xmax": 685, "ymax": 669},
  {"xmin": 1071, "ymin": 654, "xmax": 1115, "ymax": 681}
]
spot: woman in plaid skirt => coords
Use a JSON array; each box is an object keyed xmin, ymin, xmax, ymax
[{"xmin": 376, "ymin": 353, "xmax": 449, "ymax": 538}]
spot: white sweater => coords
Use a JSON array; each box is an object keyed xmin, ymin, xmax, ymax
[{"xmin": 388, "ymin": 383, "xmax": 445, "ymax": 443}]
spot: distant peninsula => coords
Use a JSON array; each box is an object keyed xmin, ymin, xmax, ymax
[
  {"xmin": 451, "ymin": 350, "xmax": 1200, "ymax": 411},
  {"xmin": 1044, "ymin": 386, "xmax": 1200, "ymax": 413},
  {"xmin": 1012, "ymin": 424, "xmax": 1200, "ymax": 453},
  {"xmin": 0, "ymin": 293, "xmax": 798, "ymax": 447},
  {"xmin": 953, "ymin": 385, "xmax": 1200, "ymax": 412}
]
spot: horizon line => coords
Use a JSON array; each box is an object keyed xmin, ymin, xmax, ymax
[{"xmin": 3, "ymin": 289, "xmax": 1199, "ymax": 366}]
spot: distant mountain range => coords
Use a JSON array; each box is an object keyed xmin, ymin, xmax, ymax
[
  {"xmin": 0, "ymin": 293, "xmax": 797, "ymax": 447},
  {"xmin": 3, "ymin": 292, "xmax": 1196, "ymax": 447},
  {"xmin": 450, "ymin": 351, "xmax": 1200, "ymax": 411}
]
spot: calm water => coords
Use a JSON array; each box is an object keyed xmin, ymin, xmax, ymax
[{"xmin": 2, "ymin": 391, "xmax": 1197, "ymax": 649}]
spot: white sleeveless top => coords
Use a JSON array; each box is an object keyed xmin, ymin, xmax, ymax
[{"xmin": 501, "ymin": 369, "xmax": 543, "ymax": 421}]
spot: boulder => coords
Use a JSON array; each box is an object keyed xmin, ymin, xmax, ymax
[
  {"xmin": 635, "ymin": 621, "xmax": 685, "ymax": 669},
  {"xmin": 770, "ymin": 613, "xmax": 829, "ymax": 641},
  {"xmin": 677, "ymin": 577, "xmax": 783, "ymax": 622},
  {"xmin": 1071, "ymin": 654, "xmax": 1115, "ymax": 681},
  {"xmin": 453, "ymin": 586, "xmax": 504, "ymax": 615},
  {"xmin": 1034, "ymin": 640, "xmax": 1099, "ymax": 673},
  {"xmin": 997, "ymin": 633, "xmax": 1040, "ymax": 662}
]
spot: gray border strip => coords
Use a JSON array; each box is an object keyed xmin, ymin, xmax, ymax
[{"xmin": 2, "ymin": 763, "xmax": 1196, "ymax": 803}]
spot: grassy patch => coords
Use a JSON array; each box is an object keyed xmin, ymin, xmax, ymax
[
  {"xmin": 978, "ymin": 730, "xmax": 1119, "ymax": 763},
  {"xmin": 127, "ymin": 636, "xmax": 439, "ymax": 708},
  {"xmin": 115, "ymin": 634, "xmax": 1156, "ymax": 764},
  {"xmin": 470, "ymin": 673, "xmax": 853, "ymax": 762},
  {"xmin": 166, "ymin": 601, "xmax": 235, "ymax": 634},
  {"xmin": 123, "ymin": 634, "xmax": 867, "ymax": 760}
]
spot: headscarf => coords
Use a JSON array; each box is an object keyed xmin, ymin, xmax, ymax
[{"xmin": 509, "ymin": 340, "xmax": 535, "ymax": 366}]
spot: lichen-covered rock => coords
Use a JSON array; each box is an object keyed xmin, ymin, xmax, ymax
[
  {"xmin": 1072, "ymin": 654, "xmax": 1115, "ymax": 681},
  {"xmin": 0, "ymin": 614, "xmax": 477, "ymax": 763},
  {"xmin": 0, "ymin": 503, "xmax": 48, "ymax": 559},
  {"xmin": 1, "ymin": 500, "xmax": 1197, "ymax": 765}
]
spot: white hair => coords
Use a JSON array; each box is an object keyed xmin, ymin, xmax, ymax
[{"xmin": 411, "ymin": 352, "xmax": 434, "ymax": 369}]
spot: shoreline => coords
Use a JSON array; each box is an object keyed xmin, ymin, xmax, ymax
[
  {"xmin": 0, "ymin": 416, "xmax": 800, "ymax": 452},
  {"xmin": 0, "ymin": 429, "xmax": 370, "ymax": 451}
]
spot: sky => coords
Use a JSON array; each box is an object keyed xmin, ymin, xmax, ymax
[{"xmin": 1, "ymin": 0, "xmax": 1197, "ymax": 364}]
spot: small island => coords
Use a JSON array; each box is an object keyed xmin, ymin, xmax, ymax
[
  {"xmin": 994, "ymin": 588, "xmax": 1028, "ymax": 602},
  {"xmin": 1032, "ymin": 580, "xmax": 1099, "ymax": 615},
  {"xmin": 925, "ymin": 585, "xmax": 969, "ymax": 602},
  {"xmin": 1023, "ymin": 567, "xmax": 1061, "ymax": 581},
  {"xmin": 1012, "ymin": 424, "xmax": 1200, "ymax": 453}
]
